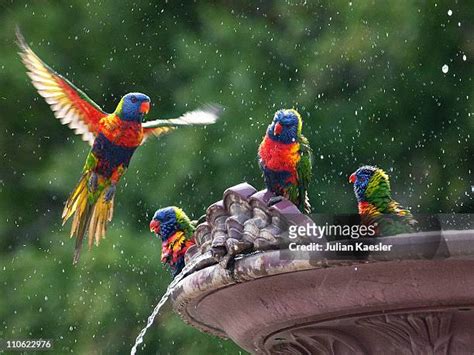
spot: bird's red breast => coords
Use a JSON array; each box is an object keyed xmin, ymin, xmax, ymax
[
  {"xmin": 358, "ymin": 201, "xmax": 381, "ymax": 224},
  {"xmin": 358, "ymin": 201, "xmax": 373, "ymax": 215},
  {"xmin": 258, "ymin": 135, "xmax": 300, "ymax": 182},
  {"xmin": 99, "ymin": 115, "xmax": 143, "ymax": 148},
  {"xmin": 161, "ymin": 231, "xmax": 195, "ymax": 265}
]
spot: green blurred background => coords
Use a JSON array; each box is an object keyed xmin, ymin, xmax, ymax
[{"xmin": 0, "ymin": 1, "xmax": 473, "ymax": 353}]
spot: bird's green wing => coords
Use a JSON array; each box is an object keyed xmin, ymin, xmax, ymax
[
  {"xmin": 174, "ymin": 208, "xmax": 197, "ymax": 239},
  {"xmin": 296, "ymin": 135, "xmax": 313, "ymax": 213},
  {"xmin": 377, "ymin": 201, "xmax": 417, "ymax": 236}
]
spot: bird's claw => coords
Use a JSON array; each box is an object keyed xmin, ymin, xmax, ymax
[
  {"xmin": 104, "ymin": 185, "xmax": 116, "ymax": 202},
  {"xmin": 268, "ymin": 196, "xmax": 284, "ymax": 207},
  {"xmin": 88, "ymin": 173, "xmax": 98, "ymax": 192}
]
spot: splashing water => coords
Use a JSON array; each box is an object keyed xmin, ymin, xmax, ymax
[{"xmin": 130, "ymin": 255, "xmax": 206, "ymax": 354}]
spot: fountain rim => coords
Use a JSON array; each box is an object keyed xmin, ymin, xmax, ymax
[{"xmin": 170, "ymin": 229, "xmax": 474, "ymax": 338}]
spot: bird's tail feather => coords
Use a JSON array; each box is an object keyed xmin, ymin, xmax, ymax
[
  {"xmin": 62, "ymin": 175, "xmax": 89, "ymax": 223},
  {"xmin": 62, "ymin": 174, "xmax": 114, "ymax": 265},
  {"xmin": 62, "ymin": 174, "xmax": 91, "ymax": 265},
  {"xmin": 63, "ymin": 174, "xmax": 90, "ymax": 232},
  {"xmin": 87, "ymin": 191, "xmax": 114, "ymax": 249},
  {"xmin": 72, "ymin": 204, "xmax": 91, "ymax": 265}
]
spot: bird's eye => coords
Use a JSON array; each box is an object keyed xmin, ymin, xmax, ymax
[{"xmin": 130, "ymin": 96, "xmax": 138, "ymax": 103}]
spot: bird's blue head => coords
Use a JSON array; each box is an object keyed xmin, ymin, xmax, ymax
[
  {"xmin": 116, "ymin": 92, "xmax": 151, "ymax": 122},
  {"xmin": 349, "ymin": 166, "xmax": 376, "ymax": 202},
  {"xmin": 267, "ymin": 109, "xmax": 303, "ymax": 143},
  {"xmin": 149, "ymin": 206, "xmax": 178, "ymax": 241},
  {"xmin": 349, "ymin": 165, "xmax": 390, "ymax": 203}
]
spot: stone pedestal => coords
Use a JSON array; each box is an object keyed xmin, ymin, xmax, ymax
[{"xmin": 170, "ymin": 183, "xmax": 474, "ymax": 354}]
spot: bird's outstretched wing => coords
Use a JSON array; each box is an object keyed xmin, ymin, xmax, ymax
[
  {"xmin": 16, "ymin": 28, "xmax": 107, "ymax": 146},
  {"xmin": 142, "ymin": 104, "xmax": 222, "ymax": 141}
]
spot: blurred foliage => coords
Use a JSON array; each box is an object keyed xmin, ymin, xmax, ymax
[{"xmin": 0, "ymin": 0, "xmax": 473, "ymax": 354}]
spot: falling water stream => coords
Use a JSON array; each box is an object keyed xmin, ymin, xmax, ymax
[{"xmin": 130, "ymin": 255, "xmax": 206, "ymax": 355}]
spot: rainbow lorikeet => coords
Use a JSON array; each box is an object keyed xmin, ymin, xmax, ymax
[
  {"xmin": 17, "ymin": 30, "xmax": 220, "ymax": 264},
  {"xmin": 149, "ymin": 207, "xmax": 197, "ymax": 278},
  {"xmin": 349, "ymin": 165, "xmax": 417, "ymax": 236},
  {"xmin": 258, "ymin": 109, "xmax": 313, "ymax": 213}
]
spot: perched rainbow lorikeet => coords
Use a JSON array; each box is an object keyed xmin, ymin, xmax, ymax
[
  {"xmin": 17, "ymin": 30, "xmax": 220, "ymax": 264},
  {"xmin": 258, "ymin": 109, "xmax": 313, "ymax": 213},
  {"xmin": 149, "ymin": 207, "xmax": 197, "ymax": 277},
  {"xmin": 349, "ymin": 165, "xmax": 417, "ymax": 236}
]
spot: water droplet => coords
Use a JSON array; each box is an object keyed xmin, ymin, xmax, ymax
[
  {"xmin": 442, "ymin": 64, "xmax": 449, "ymax": 73},
  {"xmin": 447, "ymin": 9, "xmax": 452, "ymax": 16},
  {"xmin": 463, "ymin": 55, "xmax": 467, "ymax": 61}
]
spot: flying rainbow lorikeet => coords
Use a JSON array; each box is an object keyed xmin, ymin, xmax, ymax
[
  {"xmin": 17, "ymin": 30, "xmax": 220, "ymax": 264},
  {"xmin": 149, "ymin": 206, "xmax": 197, "ymax": 277},
  {"xmin": 258, "ymin": 109, "xmax": 313, "ymax": 213},
  {"xmin": 349, "ymin": 165, "xmax": 417, "ymax": 236}
]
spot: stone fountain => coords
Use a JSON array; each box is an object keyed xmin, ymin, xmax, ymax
[{"xmin": 170, "ymin": 183, "xmax": 474, "ymax": 354}]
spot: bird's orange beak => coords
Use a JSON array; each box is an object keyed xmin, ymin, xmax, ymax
[
  {"xmin": 149, "ymin": 219, "xmax": 160, "ymax": 234},
  {"xmin": 140, "ymin": 101, "xmax": 150, "ymax": 114},
  {"xmin": 349, "ymin": 173, "xmax": 356, "ymax": 184},
  {"xmin": 274, "ymin": 122, "xmax": 283, "ymax": 136}
]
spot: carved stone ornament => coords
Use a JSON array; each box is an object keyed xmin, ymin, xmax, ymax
[
  {"xmin": 267, "ymin": 327, "xmax": 367, "ymax": 355},
  {"xmin": 357, "ymin": 312, "xmax": 453, "ymax": 354}
]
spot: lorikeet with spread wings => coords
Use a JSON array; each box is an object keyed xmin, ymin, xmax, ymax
[
  {"xmin": 258, "ymin": 109, "xmax": 313, "ymax": 213},
  {"xmin": 349, "ymin": 165, "xmax": 417, "ymax": 236},
  {"xmin": 17, "ymin": 30, "xmax": 220, "ymax": 264},
  {"xmin": 149, "ymin": 207, "xmax": 197, "ymax": 278}
]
